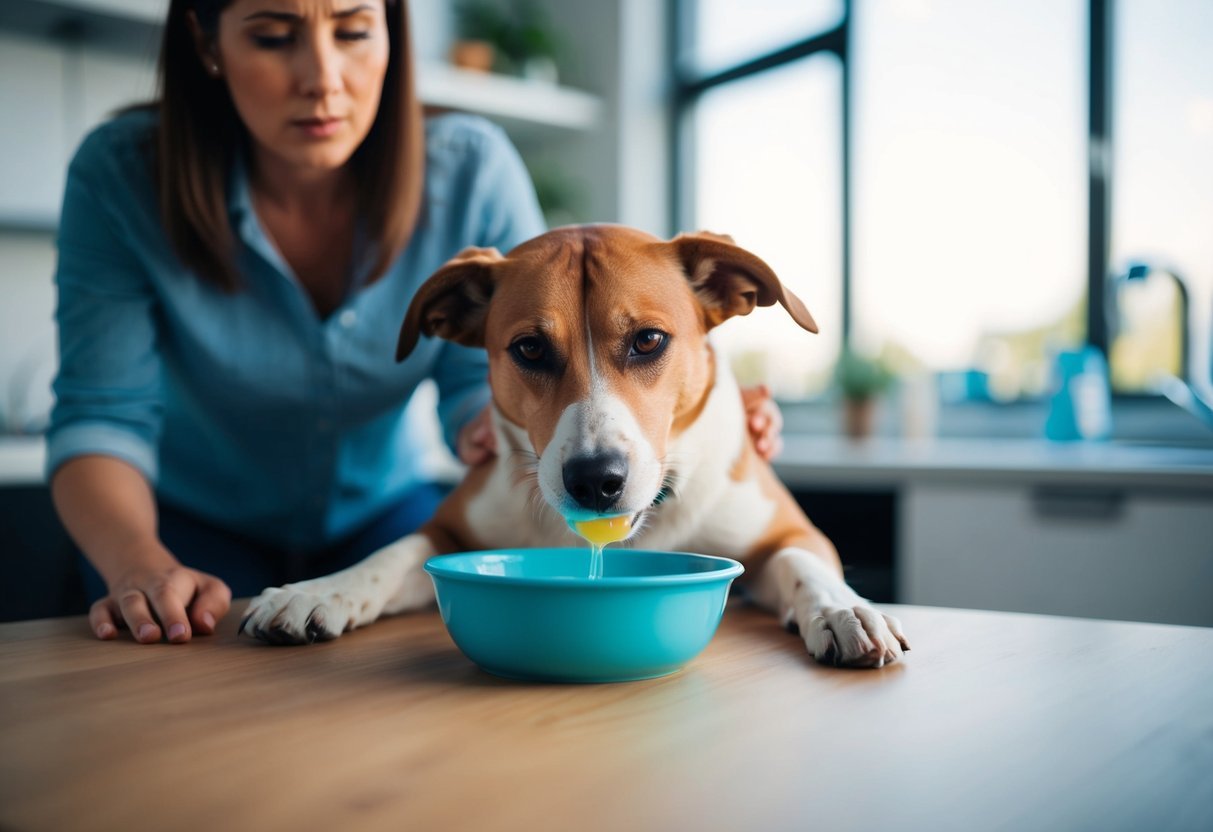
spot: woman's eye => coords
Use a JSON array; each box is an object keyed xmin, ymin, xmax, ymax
[
  {"xmin": 337, "ymin": 30, "xmax": 372, "ymax": 41},
  {"xmin": 512, "ymin": 337, "xmax": 546, "ymax": 363},
  {"xmin": 252, "ymin": 34, "xmax": 293, "ymax": 49},
  {"xmin": 630, "ymin": 330, "xmax": 667, "ymax": 357}
]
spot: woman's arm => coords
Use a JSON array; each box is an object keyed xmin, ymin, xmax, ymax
[
  {"xmin": 48, "ymin": 122, "xmax": 230, "ymax": 642},
  {"xmin": 52, "ymin": 456, "xmax": 230, "ymax": 643}
]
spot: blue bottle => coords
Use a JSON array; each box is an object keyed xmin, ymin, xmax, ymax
[{"xmin": 1045, "ymin": 346, "xmax": 1112, "ymax": 441}]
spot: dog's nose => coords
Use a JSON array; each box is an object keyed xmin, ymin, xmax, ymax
[{"xmin": 563, "ymin": 453, "xmax": 628, "ymax": 513}]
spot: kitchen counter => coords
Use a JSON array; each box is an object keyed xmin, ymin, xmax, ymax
[
  {"xmin": 6, "ymin": 433, "xmax": 1213, "ymax": 489},
  {"xmin": 1, "ymin": 602, "xmax": 1210, "ymax": 831},
  {"xmin": 774, "ymin": 436, "xmax": 1213, "ymax": 491}
]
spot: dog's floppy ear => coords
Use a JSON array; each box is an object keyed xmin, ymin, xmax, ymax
[
  {"xmin": 671, "ymin": 231, "xmax": 818, "ymax": 334},
  {"xmin": 396, "ymin": 246, "xmax": 505, "ymax": 361}
]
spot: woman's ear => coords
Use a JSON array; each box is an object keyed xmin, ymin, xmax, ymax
[
  {"xmin": 186, "ymin": 10, "xmax": 222, "ymax": 77},
  {"xmin": 671, "ymin": 231, "xmax": 819, "ymax": 333},
  {"xmin": 396, "ymin": 247, "xmax": 506, "ymax": 361}
]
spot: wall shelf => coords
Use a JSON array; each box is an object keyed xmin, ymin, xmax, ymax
[
  {"xmin": 418, "ymin": 62, "xmax": 603, "ymax": 139},
  {"xmin": 0, "ymin": 0, "xmax": 164, "ymax": 55},
  {"xmin": 0, "ymin": 214, "xmax": 58, "ymax": 234}
]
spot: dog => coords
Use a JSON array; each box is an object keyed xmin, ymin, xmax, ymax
[{"xmin": 241, "ymin": 225, "xmax": 910, "ymax": 668}]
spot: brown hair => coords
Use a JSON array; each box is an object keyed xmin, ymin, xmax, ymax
[{"xmin": 156, "ymin": 0, "xmax": 424, "ymax": 290}]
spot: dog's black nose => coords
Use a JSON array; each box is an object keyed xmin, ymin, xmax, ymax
[{"xmin": 563, "ymin": 453, "xmax": 628, "ymax": 513}]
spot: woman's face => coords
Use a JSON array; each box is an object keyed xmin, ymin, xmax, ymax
[{"xmin": 212, "ymin": 0, "xmax": 390, "ymax": 175}]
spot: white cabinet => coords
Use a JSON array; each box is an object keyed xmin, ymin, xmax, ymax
[{"xmin": 900, "ymin": 482, "xmax": 1213, "ymax": 626}]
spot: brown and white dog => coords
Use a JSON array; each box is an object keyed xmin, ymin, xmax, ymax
[{"xmin": 241, "ymin": 225, "xmax": 910, "ymax": 668}]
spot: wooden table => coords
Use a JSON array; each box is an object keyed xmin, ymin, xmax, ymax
[{"xmin": 2, "ymin": 602, "xmax": 1211, "ymax": 832}]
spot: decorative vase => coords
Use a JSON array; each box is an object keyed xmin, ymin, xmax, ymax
[
  {"xmin": 843, "ymin": 397, "xmax": 876, "ymax": 440},
  {"xmin": 449, "ymin": 40, "xmax": 496, "ymax": 73}
]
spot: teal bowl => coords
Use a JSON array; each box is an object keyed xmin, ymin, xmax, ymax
[{"xmin": 424, "ymin": 548, "xmax": 744, "ymax": 683}]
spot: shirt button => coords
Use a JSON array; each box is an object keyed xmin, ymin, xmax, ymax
[{"xmin": 338, "ymin": 309, "xmax": 358, "ymax": 328}]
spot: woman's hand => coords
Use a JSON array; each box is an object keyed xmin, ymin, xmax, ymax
[
  {"xmin": 456, "ymin": 406, "xmax": 497, "ymax": 466},
  {"xmin": 741, "ymin": 383, "xmax": 784, "ymax": 461},
  {"xmin": 89, "ymin": 547, "xmax": 232, "ymax": 644}
]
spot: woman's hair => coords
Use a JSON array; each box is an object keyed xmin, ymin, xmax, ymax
[{"xmin": 156, "ymin": 0, "xmax": 424, "ymax": 291}]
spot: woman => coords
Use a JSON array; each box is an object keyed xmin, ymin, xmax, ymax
[{"xmin": 50, "ymin": 0, "xmax": 782, "ymax": 645}]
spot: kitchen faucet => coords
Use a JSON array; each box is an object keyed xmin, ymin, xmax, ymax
[{"xmin": 1113, "ymin": 261, "xmax": 1213, "ymax": 429}]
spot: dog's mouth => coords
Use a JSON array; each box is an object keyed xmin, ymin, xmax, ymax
[{"xmin": 557, "ymin": 481, "xmax": 674, "ymax": 543}]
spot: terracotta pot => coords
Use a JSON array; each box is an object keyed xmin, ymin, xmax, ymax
[
  {"xmin": 449, "ymin": 40, "xmax": 495, "ymax": 73},
  {"xmin": 842, "ymin": 397, "xmax": 877, "ymax": 440}
]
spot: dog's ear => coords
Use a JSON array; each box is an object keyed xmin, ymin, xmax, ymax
[
  {"xmin": 671, "ymin": 231, "xmax": 818, "ymax": 334},
  {"xmin": 396, "ymin": 246, "xmax": 505, "ymax": 361}
]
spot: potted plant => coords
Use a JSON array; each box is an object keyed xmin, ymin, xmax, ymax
[
  {"xmin": 832, "ymin": 348, "xmax": 895, "ymax": 439},
  {"xmin": 452, "ymin": 0, "xmax": 563, "ymax": 82}
]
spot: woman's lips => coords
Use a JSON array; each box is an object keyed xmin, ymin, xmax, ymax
[{"xmin": 292, "ymin": 117, "xmax": 343, "ymax": 138}]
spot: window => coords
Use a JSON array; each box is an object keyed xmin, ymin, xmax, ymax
[
  {"xmin": 691, "ymin": 56, "xmax": 843, "ymax": 397},
  {"xmin": 685, "ymin": 0, "xmax": 844, "ymax": 76},
  {"xmin": 676, "ymin": 1, "xmax": 845, "ymax": 397},
  {"xmin": 853, "ymin": 0, "xmax": 1086, "ymax": 400},
  {"xmin": 1109, "ymin": 0, "xmax": 1213, "ymax": 393},
  {"xmin": 675, "ymin": 0, "xmax": 1208, "ymax": 407}
]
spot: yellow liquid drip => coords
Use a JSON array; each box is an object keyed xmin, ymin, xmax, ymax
[
  {"xmin": 573, "ymin": 515, "xmax": 632, "ymax": 579},
  {"xmin": 574, "ymin": 515, "xmax": 632, "ymax": 545},
  {"xmin": 589, "ymin": 542, "xmax": 604, "ymax": 581}
]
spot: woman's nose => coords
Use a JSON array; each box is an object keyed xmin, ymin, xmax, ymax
[{"xmin": 295, "ymin": 35, "xmax": 342, "ymax": 99}]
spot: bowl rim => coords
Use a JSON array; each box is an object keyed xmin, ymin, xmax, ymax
[{"xmin": 423, "ymin": 548, "xmax": 745, "ymax": 588}]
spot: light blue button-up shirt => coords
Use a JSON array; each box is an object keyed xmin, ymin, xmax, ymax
[{"xmin": 48, "ymin": 109, "xmax": 545, "ymax": 551}]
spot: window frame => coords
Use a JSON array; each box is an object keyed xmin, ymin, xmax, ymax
[
  {"xmin": 670, "ymin": 0, "xmax": 1130, "ymax": 401},
  {"xmin": 670, "ymin": 0, "xmax": 852, "ymax": 345}
]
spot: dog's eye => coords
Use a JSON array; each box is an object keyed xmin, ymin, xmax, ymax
[
  {"xmin": 510, "ymin": 336, "xmax": 547, "ymax": 364},
  {"xmin": 630, "ymin": 329, "xmax": 667, "ymax": 357}
]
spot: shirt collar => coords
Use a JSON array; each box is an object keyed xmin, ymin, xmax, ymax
[{"xmin": 226, "ymin": 153, "xmax": 383, "ymax": 295}]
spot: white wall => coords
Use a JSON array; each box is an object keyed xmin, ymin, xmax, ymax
[{"xmin": 0, "ymin": 30, "xmax": 157, "ymax": 434}]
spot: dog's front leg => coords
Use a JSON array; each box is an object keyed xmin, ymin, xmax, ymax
[
  {"xmin": 750, "ymin": 547, "xmax": 911, "ymax": 668},
  {"xmin": 240, "ymin": 533, "xmax": 437, "ymax": 644}
]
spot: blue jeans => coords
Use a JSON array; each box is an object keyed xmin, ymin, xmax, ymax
[{"xmin": 79, "ymin": 482, "xmax": 447, "ymax": 603}]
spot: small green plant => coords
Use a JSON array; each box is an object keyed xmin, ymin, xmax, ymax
[
  {"xmin": 455, "ymin": 0, "xmax": 562, "ymax": 76},
  {"xmin": 833, "ymin": 348, "xmax": 895, "ymax": 401}
]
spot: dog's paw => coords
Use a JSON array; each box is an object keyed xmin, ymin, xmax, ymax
[
  {"xmin": 799, "ymin": 605, "xmax": 911, "ymax": 668},
  {"xmin": 239, "ymin": 585, "xmax": 352, "ymax": 645}
]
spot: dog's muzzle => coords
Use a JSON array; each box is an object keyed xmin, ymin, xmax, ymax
[{"xmin": 562, "ymin": 452, "xmax": 628, "ymax": 514}]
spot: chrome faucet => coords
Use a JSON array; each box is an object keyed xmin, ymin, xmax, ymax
[{"xmin": 1113, "ymin": 261, "xmax": 1213, "ymax": 429}]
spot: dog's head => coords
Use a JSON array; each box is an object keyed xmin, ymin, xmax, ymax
[{"xmin": 397, "ymin": 225, "xmax": 817, "ymax": 532}]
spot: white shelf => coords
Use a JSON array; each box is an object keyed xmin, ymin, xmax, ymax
[
  {"xmin": 0, "ymin": 436, "xmax": 46, "ymax": 486},
  {"xmin": 417, "ymin": 62, "xmax": 602, "ymax": 138},
  {"xmin": 44, "ymin": 0, "xmax": 165, "ymax": 23},
  {"xmin": 0, "ymin": 213, "xmax": 58, "ymax": 234}
]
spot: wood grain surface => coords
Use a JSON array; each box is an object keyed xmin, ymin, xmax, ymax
[{"xmin": 1, "ymin": 601, "xmax": 1211, "ymax": 832}]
